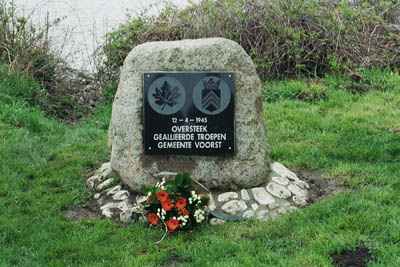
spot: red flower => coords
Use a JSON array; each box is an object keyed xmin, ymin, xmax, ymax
[
  {"xmin": 148, "ymin": 213, "xmax": 159, "ymax": 225},
  {"xmin": 166, "ymin": 218, "xmax": 179, "ymax": 232},
  {"xmin": 147, "ymin": 193, "xmax": 153, "ymax": 205},
  {"xmin": 175, "ymin": 198, "xmax": 186, "ymax": 210},
  {"xmin": 161, "ymin": 198, "xmax": 173, "ymax": 211},
  {"xmin": 156, "ymin": 190, "xmax": 168, "ymax": 202},
  {"xmin": 178, "ymin": 208, "xmax": 190, "ymax": 216}
]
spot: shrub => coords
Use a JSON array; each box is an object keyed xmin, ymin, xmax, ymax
[
  {"xmin": 97, "ymin": 0, "xmax": 400, "ymax": 85},
  {"xmin": 0, "ymin": 0, "xmax": 61, "ymax": 89},
  {"xmin": 0, "ymin": 1, "xmax": 97, "ymax": 120}
]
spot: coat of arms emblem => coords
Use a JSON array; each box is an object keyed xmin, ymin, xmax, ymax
[{"xmin": 202, "ymin": 78, "xmax": 221, "ymax": 112}]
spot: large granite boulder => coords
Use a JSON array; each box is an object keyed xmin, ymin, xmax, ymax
[{"xmin": 108, "ymin": 38, "xmax": 271, "ymax": 191}]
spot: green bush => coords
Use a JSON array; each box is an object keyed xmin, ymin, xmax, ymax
[
  {"xmin": 0, "ymin": 0, "xmax": 61, "ymax": 89},
  {"xmin": 97, "ymin": 0, "xmax": 400, "ymax": 85},
  {"xmin": 0, "ymin": 65, "xmax": 44, "ymax": 104},
  {"xmin": 0, "ymin": 1, "xmax": 89, "ymax": 121}
]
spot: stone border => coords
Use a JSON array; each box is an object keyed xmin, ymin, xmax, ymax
[
  {"xmin": 209, "ymin": 162, "xmax": 309, "ymax": 224},
  {"xmin": 85, "ymin": 162, "xmax": 310, "ymax": 224}
]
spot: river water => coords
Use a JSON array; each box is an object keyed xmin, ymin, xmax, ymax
[{"xmin": 13, "ymin": 0, "xmax": 197, "ymax": 71}]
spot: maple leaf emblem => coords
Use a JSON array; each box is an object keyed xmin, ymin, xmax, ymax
[{"xmin": 153, "ymin": 81, "xmax": 181, "ymax": 110}]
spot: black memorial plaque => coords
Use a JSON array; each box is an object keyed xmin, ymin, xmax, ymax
[{"xmin": 144, "ymin": 72, "xmax": 234, "ymax": 155}]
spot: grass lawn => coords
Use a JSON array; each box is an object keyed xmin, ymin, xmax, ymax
[{"xmin": 1, "ymin": 68, "xmax": 400, "ymax": 266}]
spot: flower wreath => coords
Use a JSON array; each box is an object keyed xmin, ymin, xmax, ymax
[{"xmin": 141, "ymin": 173, "xmax": 209, "ymax": 234}]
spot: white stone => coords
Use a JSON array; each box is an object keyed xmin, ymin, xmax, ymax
[
  {"xmin": 109, "ymin": 38, "xmax": 271, "ymax": 191},
  {"xmin": 218, "ymin": 192, "xmax": 238, "ymax": 202},
  {"xmin": 252, "ymin": 187, "xmax": 275, "ymax": 205},
  {"xmin": 120, "ymin": 210, "xmax": 133, "ymax": 223},
  {"xmin": 86, "ymin": 175, "xmax": 100, "ymax": 189},
  {"xmin": 272, "ymin": 176, "xmax": 289, "ymax": 186},
  {"xmin": 100, "ymin": 201, "xmax": 131, "ymax": 212},
  {"xmin": 294, "ymin": 180, "xmax": 310, "ymax": 189},
  {"xmin": 117, "ymin": 201, "xmax": 131, "ymax": 212},
  {"xmin": 240, "ymin": 189, "xmax": 251, "ymax": 201},
  {"xmin": 251, "ymin": 203, "xmax": 259, "ymax": 211},
  {"xmin": 221, "ymin": 200, "xmax": 248, "ymax": 215},
  {"xmin": 209, "ymin": 218, "xmax": 226, "ymax": 225},
  {"xmin": 87, "ymin": 162, "xmax": 113, "ymax": 189},
  {"xmin": 243, "ymin": 210, "xmax": 255, "ymax": 218},
  {"xmin": 98, "ymin": 162, "xmax": 112, "ymax": 176},
  {"xmin": 94, "ymin": 193, "xmax": 100, "ymax": 199},
  {"xmin": 288, "ymin": 184, "xmax": 308, "ymax": 198},
  {"xmin": 293, "ymin": 196, "xmax": 307, "ymax": 207},
  {"xmin": 106, "ymin": 185, "xmax": 121, "ymax": 195},
  {"xmin": 271, "ymin": 162, "xmax": 299, "ymax": 181},
  {"xmin": 266, "ymin": 182, "xmax": 292, "ymax": 199},
  {"xmin": 112, "ymin": 190, "xmax": 130, "ymax": 201},
  {"xmin": 256, "ymin": 210, "xmax": 269, "ymax": 221},
  {"xmin": 136, "ymin": 196, "xmax": 147, "ymax": 204},
  {"xmin": 97, "ymin": 178, "xmax": 114, "ymax": 191},
  {"xmin": 102, "ymin": 209, "xmax": 113, "ymax": 218}
]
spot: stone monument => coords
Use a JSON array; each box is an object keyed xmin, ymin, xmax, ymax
[{"xmin": 108, "ymin": 38, "xmax": 271, "ymax": 191}]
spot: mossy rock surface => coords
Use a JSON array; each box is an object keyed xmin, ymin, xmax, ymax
[{"xmin": 109, "ymin": 38, "xmax": 271, "ymax": 191}]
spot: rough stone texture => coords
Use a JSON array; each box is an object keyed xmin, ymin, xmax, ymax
[
  {"xmin": 84, "ymin": 161, "xmax": 310, "ymax": 225},
  {"xmin": 210, "ymin": 162, "xmax": 310, "ymax": 220},
  {"xmin": 108, "ymin": 38, "xmax": 271, "ymax": 191},
  {"xmin": 218, "ymin": 192, "xmax": 238, "ymax": 202},
  {"xmin": 288, "ymin": 184, "xmax": 308, "ymax": 198},
  {"xmin": 252, "ymin": 187, "xmax": 275, "ymax": 205},
  {"xmin": 112, "ymin": 190, "xmax": 130, "ymax": 201},
  {"xmin": 86, "ymin": 162, "xmax": 112, "ymax": 189},
  {"xmin": 97, "ymin": 178, "xmax": 114, "ymax": 191},
  {"xmin": 266, "ymin": 182, "xmax": 292, "ymax": 199},
  {"xmin": 293, "ymin": 196, "xmax": 307, "ymax": 207},
  {"xmin": 243, "ymin": 210, "xmax": 255, "ymax": 218},
  {"xmin": 256, "ymin": 210, "xmax": 269, "ymax": 221},
  {"xmin": 221, "ymin": 200, "xmax": 248, "ymax": 215},
  {"xmin": 106, "ymin": 185, "xmax": 121, "ymax": 195},
  {"xmin": 272, "ymin": 176, "xmax": 289, "ymax": 186},
  {"xmin": 241, "ymin": 189, "xmax": 250, "ymax": 201},
  {"xmin": 294, "ymin": 180, "xmax": 310, "ymax": 189},
  {"xmin": 268, "ymin": 202, "xmax": 280, "ymax": 210},
  {"xmin": 271, "ymin": 162, "xmax": 299, "ymax": 181}
]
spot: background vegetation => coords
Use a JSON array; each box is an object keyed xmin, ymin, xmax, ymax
[
  {"xmin": 98, "ymin": 0, "xmax": 400, "ymax": 84},
  {"xmin": 1, "ymin": 0, "xmax": 400, "ymax": 266},
  {"xmin": 0, "ymin": 0, "xmax": 93, "ymax": 120}
]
